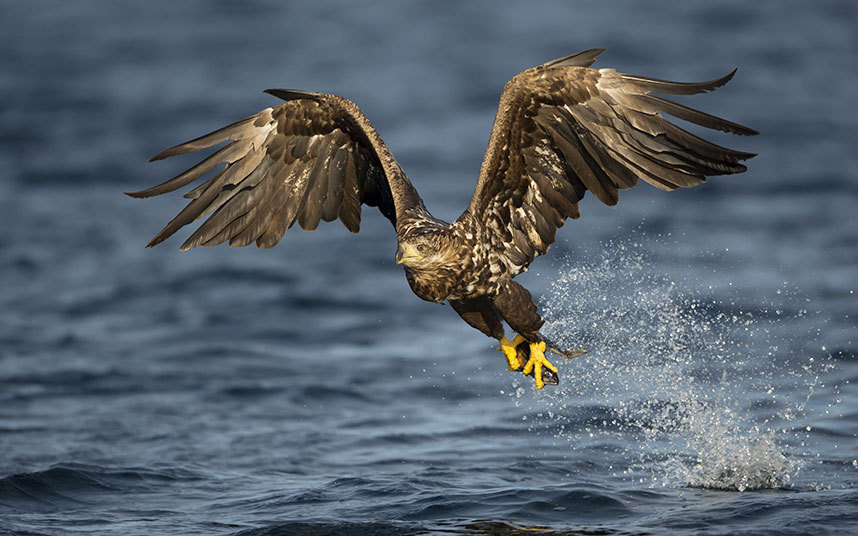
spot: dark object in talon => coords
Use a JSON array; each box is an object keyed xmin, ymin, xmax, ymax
[
  {"xmin": 538, "ymin": 368, "xmax": 559, "ymax": 386},
  {"xmin": 514, "ymin": 341, "xmax": 530, "ymax": 371}
]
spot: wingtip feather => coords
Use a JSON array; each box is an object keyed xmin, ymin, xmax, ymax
[
  {"xmin": 717, "ymin": 68, "xmax": 738, "ymax": 88},
  {"xmin": 622, "ymin": 67, "xmax": 741, "ymax": 95},
  {"xmin": 125, "ymin": 188, "xmax": 165, "ymax": 199},
  {"xmin": 264, "ymin": 88, "xmax": 322, "ymax": 102},
  {"xmin": 544, "ymin": 48, "xmax": 606, "ymax": 69}
]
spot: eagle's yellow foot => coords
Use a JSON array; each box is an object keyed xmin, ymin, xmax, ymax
[
  {"xmin": 497, "ymin": 334, "xmax": 527, "ymax": 371},
  {"xmin": 522, "ymin": 341, "xmax": 558, "ymax": 390}
]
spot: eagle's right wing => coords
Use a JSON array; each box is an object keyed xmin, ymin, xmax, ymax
[{"xmin": 128, "ymin": 90, "xmax": 426, "ymax": 250}]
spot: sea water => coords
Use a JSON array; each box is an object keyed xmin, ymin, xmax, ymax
[{"xmin": 1, "ymin": 1, "xmax": 856, "ymax": 534}]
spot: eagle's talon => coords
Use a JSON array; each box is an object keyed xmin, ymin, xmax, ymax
[
  {"xmin": 497, "ymin": 334, "xmax": 527, "ymax": 371},
  {"xmin": 499, "ymin": 337, "xmax": 562, "ymax": 388},
  {"xmin": 521, "ymin": 341, "xmax": 557, "ymax": 389}
]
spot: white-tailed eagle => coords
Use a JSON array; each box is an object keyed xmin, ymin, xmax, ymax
[{"xmin": 128, "ymin": 49, "xmax": 756, "ymax": 388}]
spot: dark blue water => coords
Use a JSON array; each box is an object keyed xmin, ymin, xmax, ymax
[{"xmin": 2, "ymin": 2, "xmax": 856, "ymax": 534}]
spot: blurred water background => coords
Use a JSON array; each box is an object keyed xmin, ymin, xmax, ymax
[{"xmin": 1, "ymin": 1, "xmax": 856, "ymax": 534}]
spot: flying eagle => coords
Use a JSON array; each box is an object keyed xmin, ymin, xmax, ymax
[{"xmin": 128, "ymin": 49, "xmax": 756, "ymax": 389}]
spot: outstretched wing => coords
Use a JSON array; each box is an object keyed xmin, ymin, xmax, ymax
[
  {"xmin": 128, "ymin": 90, "xmax": 426, "ymax": 250},
  {"xmin": 460, "ymin": 49, "xmax": 757, "ymax": 275}
]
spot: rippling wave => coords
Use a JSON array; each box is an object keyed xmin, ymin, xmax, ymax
[{"xmin": 0, "ymin": 463, "xmax": 203, "ymax": 514}]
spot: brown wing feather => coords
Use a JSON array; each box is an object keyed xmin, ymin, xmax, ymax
[
  {"xmin": 128, "ymin": 92, "xmax": 427, "ymax": 249},
  {"xmin": 460, "ymin": 50, "xmax": 757, "ymax": 276}
]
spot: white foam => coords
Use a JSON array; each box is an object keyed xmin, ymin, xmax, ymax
[{"xmin": 526, "ymin": 236, "xmax": 830, "ymax": 491}]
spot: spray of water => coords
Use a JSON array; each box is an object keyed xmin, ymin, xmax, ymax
[{"xmin": 525, "ymin": 236, "xmax": 830, "ymax": 491}]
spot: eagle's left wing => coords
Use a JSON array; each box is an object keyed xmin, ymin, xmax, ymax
[{"xmin": 459, "ymin": 49, "xmax": 757, "ymax": 275}]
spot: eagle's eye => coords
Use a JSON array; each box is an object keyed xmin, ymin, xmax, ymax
[{"xmin": 416, "ymin": 244, "xmax": 425, "ymax": 252}]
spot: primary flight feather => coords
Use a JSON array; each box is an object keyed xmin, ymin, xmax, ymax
[{"xmin": 128, "ymin": 49, "xmax": 756, "ymax": 388}]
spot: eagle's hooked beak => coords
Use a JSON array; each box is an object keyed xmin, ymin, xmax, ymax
[{"xmin": 396, "ymin": 243, "xmax": 417, "ymax": 265}]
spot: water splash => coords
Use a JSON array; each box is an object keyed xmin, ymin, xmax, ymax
[{"xmin": 531, "ymin": 236, "xmax": 830, "ymax": 491}]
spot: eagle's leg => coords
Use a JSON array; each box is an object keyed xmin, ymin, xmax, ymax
[
  {"xmin": 492, "ymin": 281, "xmax": 562, "ymax": 389},
  {"xmin": 448, "ymin": 298, "xmax": 530, "ymax": 373},
  {"xmin": 449, "ymin": 297, "xmax": 517, "ymax": 369}
]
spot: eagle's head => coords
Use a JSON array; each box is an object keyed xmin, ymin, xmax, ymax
[{"xmin": 395, "ymin": 232, "xmax": 451, "ymax": 271}]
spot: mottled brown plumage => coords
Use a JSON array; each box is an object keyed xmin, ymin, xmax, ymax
[{"xmin": 128, "ymin": 49, "xmax": 756, "ymax": 385}]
